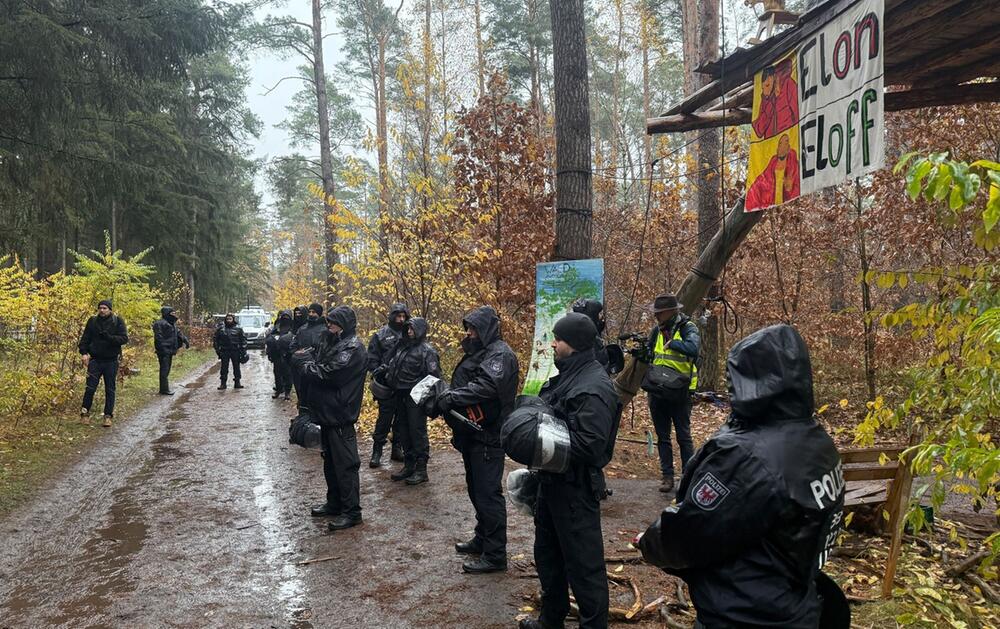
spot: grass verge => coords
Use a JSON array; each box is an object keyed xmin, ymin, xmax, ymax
[{"xmin": 0, "ymin": 349, "xmax": 214, "ymax": 517}]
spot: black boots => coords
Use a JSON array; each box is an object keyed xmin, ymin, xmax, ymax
[
  {"xmin": 369, "ymin": 443, "xmax": 384, "ymax": 468},
  {"xmin": 390, "ymin": 461, "xmax": 415, "ymax": 481},
  {"xmin": 328, "ymin": 514, "xmax": 362, "ymax": 531},
  {"xmin": 233, "ymin": 380, "xmax": 244, "ymax": 389},
  {"xmin": 390, "ymin": 441, "xmax": 404, "ymax": 462},
  {"xmin": 217, "ymin": 382, "xmax": 227, "ymax": 390},
  {"xmin": 405, "ymin": 460, "xmax": 428, "ymax": 485},
  {"xmin": 271, "ymin": 391, "xmax": 280, "ymax": 399},
  {"xmin": 454, "ymin": 539, "xmax": 483, "ymax": 555},
  {"xmin": 310, "ymin": 503, "xmax": 339, "ymax": 517},
  {"xmin": 462, "ymin": 556, "xmax": 507, "ymax": 574}
]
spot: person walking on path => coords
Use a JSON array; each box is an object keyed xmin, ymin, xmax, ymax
[
  {"xmin": 152, "ymin": 306, "xmax": 189, "ymax": 395},
  {"xmin": 266, "ymin": 309, "xmax": 294, "ymax": 400},
  {"xmin": 78, "ymin": 299, "xmax": 129, "ymax": 427},
  {"xmin": 213, "ymin": 313, "xmax": 247, "ymax": 390}
]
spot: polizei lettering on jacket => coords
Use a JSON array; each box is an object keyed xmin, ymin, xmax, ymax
[{"xmin": 808, "ymin": 460, "xmax": 845, "ymax": 509}]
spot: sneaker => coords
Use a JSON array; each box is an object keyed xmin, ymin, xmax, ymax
[
  {"xmin": 80, "ymin": 409, "xmax": 91, "ymax": 426},
  {"xmin": 102, "ymin": 415, "xmax": 113, "ymax": 428},
  {"xmin": 659, "ymin": 476, "xmax": 675, "ymax": 493}
]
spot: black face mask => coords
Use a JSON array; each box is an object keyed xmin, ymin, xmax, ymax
[
  {"xmin": 461, "ymin": 335, "xmax": 484, "ymax": 355},
  {"xmin": 308, "ymin": 314, "xmax": 319, "ymax": 322},
  {"xmin": 225, "ymin": 320, "xmax": 235, "ymax": 327}
]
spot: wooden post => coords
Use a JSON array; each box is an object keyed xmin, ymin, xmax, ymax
[{"xmin": 881, "ymin": 432, "xmax": 921, "ymax": 599}]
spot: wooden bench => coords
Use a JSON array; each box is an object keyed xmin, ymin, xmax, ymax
[{"xmin": 839, "ymin": 440, "xmax": 917, "ymax": 598}]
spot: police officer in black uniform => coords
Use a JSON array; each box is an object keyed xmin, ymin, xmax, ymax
[
  {"xmin": 293, "ymin": 306, "xmax": 368, "ymax": 531},
  {"xmin": 266, "ymin": 309, "xmax": 294, "ymax": 400},
  {"xmin": 290, "ymin": 303, "xmax": 327, "ymax": 410},
  {"xmin": 213, "ymin": 313, "xmax": 247, "ymax": 390},
  {"xmin": 367, "ymin": 302, "xmax": 410, "ymax": 467},
  {"xmin": 385, "ymin": 317, "xmax": 441, "ymax": 485},
  {"xmin": 436, "ymin": 306, "xmax": 518, "ymax": 574},
  {"xmin": 520, "ymin": 313, "xmax": 620, "ymax": 629},
  {"xmin": 152, "ymin": 306, "xmax": 189, "ymax": 395},
  {"xmin": 571, "ymin": 298, "xmax": 613, "ymax": 373},
  {"xmin": 637, "ymin": 324, "xmax": 846, "ymax": 629}
]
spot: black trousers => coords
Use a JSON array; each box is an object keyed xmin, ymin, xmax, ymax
[
  {"xmin": 535, "ymin": 475, "xmax": 608, "ymax": 629},
  {"xmin": 157, "ymin": 353, "xmax": 173, "ymax": 393},
  {"xmin": 82, "ymin": 358, "xmax": 119, "ymax": 417},
  {"xmin": 320, "ymin": 424, "xmax": 362, "ymax": 519},
  {"xmin": 371, "ymin": 396, "xmax": 399, "ymax": 447},
  {"xmin": 460, "ymin": 442, "xmax": 507, "ymax": 564},
  {"xmin": 648, "ymin": 392, "xmax": 694, "ymax": 479},
  {"xmin": 272, "ymin": 359, "xmax": 292, "ymax": 394},
  {"xmin": 393, "ymin": 390, "xmax": 429, "ymax": 464},
  {"xmin": 219, "ymin": 355, "xmax": 242, "ymax": 384}
]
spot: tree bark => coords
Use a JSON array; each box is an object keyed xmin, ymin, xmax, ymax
[
  {"xmin": 312, "ymin": 0, "xmax": 338, "ymax": 304},
  {"xmin": 474, "ymin": 0, "xmax": 485, "ymax": 96},
  {"xmin": 550, "ymin": 0, "xmax": 593, "ymax": 261}
]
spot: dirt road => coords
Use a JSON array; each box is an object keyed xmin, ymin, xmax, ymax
[{"xmin": 0, "ymin": 354, "xmax": 675, "ymax": 628}]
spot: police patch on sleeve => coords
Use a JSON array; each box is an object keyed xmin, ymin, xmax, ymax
[
  {"xmin": 691, "ymin": 472, "xmax": 730, "ymax": 511},
  {"xmin": 485, "ymin": 357, "xmax": 504, "ymax": 377},
  {"xmin": 336, "ymin": 350, "xmax": 352, "ymax": 364}
]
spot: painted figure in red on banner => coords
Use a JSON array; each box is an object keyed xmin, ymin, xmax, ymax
[
  {"xmin": 746, "ymin": 133, "xmax": 800, "ymax": 210},
  {"xmin": 752, "ymin": 58, "xmax": 799, "ymax": 140}
]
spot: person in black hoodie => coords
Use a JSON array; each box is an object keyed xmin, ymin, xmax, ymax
[
  {"xmin": 637, "ymin": 324, "xmax": 845, "ymax": 629},
  {"xmin": 571, "ymin": 298, "xmax": 613, "ymax": 373},
  {"xmin": 435, "ymin": 305, "xmax": 519, "ymax": 574},
  {"xmin": 291, "ymin": 305, "xmax": 308, "ymax": 334},
  {"xmin": 266, "ymin": 310, "xmax": 294, "ymax": 400},
  {"xmin": 292, "ymin": 306, "xmax": 368, "ymax": 531},
  {"xmin": 385, "ymin": 317, "xmax": 441, "ymax": 485},
  {"xmin": 367, "ymin": 302, "xmax": 410, "ymax": 467},
  {"xmin": 289, "ymin": 303, "xmax": 327, "ymax": 410},
  {"xmin": 213, "ymin": 313, "xmax": 247, "ymax": 390},
  {"xmin": 152, "ymin": 306, "xmax": 190, "ymax": 395},
  {"xmin": 78, "ymin": 299, "xmax": 129, "ymax": 427},
  {"xmin": 520, "ymin": 313, "xmax": 621, "ymax": 629}
]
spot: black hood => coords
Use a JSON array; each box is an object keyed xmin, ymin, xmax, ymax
[
  {"xmin": 326, "ymin": 305, "xmax": 357, "ymax": 337},
  {"xmin": 463, "ymin": 306, "xmax": 501, "ymax": 347},
  {"xmin": 293, "ymin": 305, "xmax": 307, "ymax": 320},
  {"xmin": 278, "ymin": 309, "xmax": 293, "ymax": 321},
  {"xmin": 727, "ymin": 324, "xmax": 814, "ymax": 423},
  {"xmin": 161, "ymin": 306, "xmax": 177, "ymax": 323},
  {"xmin": 406, "ymin": 317, "xmax": 429, "ymax": 343},
  {"xmin": 572, "ymin": 298, "xmax": 606, "ymax": 333},
  {"xmin": 387, "ymin": 302, "xmax": 410, "ymax": 324}
]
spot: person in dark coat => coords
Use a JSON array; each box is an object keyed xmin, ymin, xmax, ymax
[
  {"xmin": 291, "ymin": 305, "xmax": 308, "ymax": 334},
  {"xmin": 152, "ymin": 306, "xmax": 190, "ymax": 395},
  {"xmin": 78, "ymin": 299, "xmax": 129, "ymax": 427},
  {"xmin": 637, "ymin": 324, "xmax": 846, "ymax": 629},
  {"xmin": 520, "ymin": 313, "xmax": 621, "ymax": 629},
  {"xmin": 289, "ymin": 303, "xmax": 327, "ymax": 410},
  {"xmin": 384, "ymin": 317, "xmax": 441, "ymax": 485},
  {"xmin": 436, "ymin": 305, "xmax": 519, "ymax": 573},
  {"xmin": 292, "ymin": 306, "xmax": 368, "ymax": 531},
  {"xmin": 644, "ymin": 293, "xmax": 700, "ymax": 493},
  {"xmin": 266, "ymin": 309, "xmax": 294, "ymax": 400},
  {"xmin": 367, "ymin": 302, "xmax": 410, "ymax": 467},
  {"xmin": 213, "ymin": 313, "xmax": 247, "ymax": 390},
  {"xmin": 572, "ymin": 298, "xmax": 611, "ymax": 372}
]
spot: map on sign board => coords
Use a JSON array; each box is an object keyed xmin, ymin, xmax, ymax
[{"xmin": 746, "ymin": 0, "xmax": 885, "ymax": 212}]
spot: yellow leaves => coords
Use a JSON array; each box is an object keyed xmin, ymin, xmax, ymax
[
  {"xmin": 817, "ymin": 403, "xmax": 830, "ymax": 415},
  {"xmin": 839, "ymin": 399, "xmax": 850, "ymax": 409}
]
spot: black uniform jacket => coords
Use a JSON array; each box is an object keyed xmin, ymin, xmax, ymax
[
  {"xmin": 367, "ymin": 303, "xmax": 410, "ymax": 372},
  {"xmin": 293, "ymin": 307, "xmax": 367, "ymax": 428},
  {"xmin": 290, "ymin": 318, "xmax": 326, "ymax": 354},
  {"xmin": 538, "ymin": 348, "xmax": 620, "ymax": 492},
  {"xmin": 447, "ymin": 306, "xmax": 519, "ymax": 447},
  {"xmin": 152, "ymin": 307, "xmax": 188, "ymax": 356},
  {"xmin": 213, "ymin": 323, "xmax": 246, "ymax": 357},
  {"xmin": 386, "ymin": 317, "xmax": 441, "ymax": 390},
  {"xmin": 638, "ymin": 324, "xmax": 844, "ymax": 629},
  {"xmin": 78, "ymin": 314, "xmax": 129, "ymax": 360}
]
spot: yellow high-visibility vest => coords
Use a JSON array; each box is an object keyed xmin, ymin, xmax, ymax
[{"xmin": 653, "ymin": 326, "xmax": 698, "ymax": 391}]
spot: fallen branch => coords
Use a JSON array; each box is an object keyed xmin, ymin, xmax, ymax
[
  {"xmin": 605, "ymin": 555, "xmax": 644, "ymax": 564},
  {"xmin": 295, "ymin": 555, "xmax": 341, "ymax": 566},
  {"xmin": 964, "ymin": 573, "xmax": 1000, "ymax": 605},
  {"xmin": 945, "ymin": 550, "xmax": 989, "ymax": 578},
  {"xmin": 607, "ymin": 571, "xmax": 643, "ymax": 619},
  {"xmin": 676, "ymin": 581, "xmax": 689, "ymax": 609},
  {"xmin": 903, "ymin": 534, "xmax": 936, "ymax": 557},
  {"xmin": 235, "ymin": 522, "xmax": 261, "ymax": 531}
]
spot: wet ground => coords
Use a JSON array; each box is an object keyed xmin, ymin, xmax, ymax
[{"xmin": 0, "ymin": 354, "xmax": 678, "ymax": 628}]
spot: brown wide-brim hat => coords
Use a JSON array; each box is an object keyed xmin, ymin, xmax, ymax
[{"xmin": 648, "ymin": 293, "xmax": 683, "ymax": 313}]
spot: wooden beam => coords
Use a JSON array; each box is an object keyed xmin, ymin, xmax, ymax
[
  {"xmin": 887, "ymin": 24, "xmax": 1000, "ymax": 85},
  {"xmin": 843, "ymin": 464, "xmax": 900, "ymax": 482},
  {"xmin": 885, "ymin": 0, "xmax": 1000, "ymax": 59},
  {"xmin": 647, "ymin": 82, "xmax": 1000, "ymax": 134},
  {"xmin": 840, "ymin": 447, "xmax": 905, "ymax": 464},
  {"xmin": 884, "ymin": 0, "xmax": 968, "ymax": 37},
  {"xmin": 676, "ymin": 198, "xmax": 762, "ymax": 316}
]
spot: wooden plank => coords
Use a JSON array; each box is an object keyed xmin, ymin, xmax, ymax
[
  {"xmin": 884, "ymin": 0, "xmax": 968, "ymax": 37},
  {"xmin": 887, "ymin": 24, "xmax": 1000, "ymax": 84},
  {"xmin": 840, "ymin": 447, "xmax": 905, "ymax": 464},
  {"xmin": 844, "ymin": 479, "xmax": 890, "ymax": 499},
  {"xmin": 885, "ymin": 0, "xmax": 1000, "ymax": 60},
  {"xmin": 647, "ymin": 82, "xmax": 1000, "ymax": 134},
  {"xmin": 846, "ymin": 493, "xmax": 891, "ymax": 507},
  {"xmin": 881, "ymin": 432, "xmax": 921, "ymax": 599},
  {"xmin": 843, "ymin": 463, "xmax": 898, "ymax": 482}
]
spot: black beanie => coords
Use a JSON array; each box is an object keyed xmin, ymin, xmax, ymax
[
  {"xmin": 308, "ymin": 302, "xmax": 324, "ymax": 316},
  {"xmin": 98, "ymin": 299, "xmax": 113, "ymax": 310},
  {"xmin": 552, "ymin": 312, "xmax": 597, "ymax": 352}
]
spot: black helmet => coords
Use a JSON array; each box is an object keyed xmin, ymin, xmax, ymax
[
  {"xmin": 369, "ymin": 377, "xmax": 393, "ymax": 401},
  {"xmin": 501, "ymin": 395, "xmax": 571, "ymax": 473},
  {"xmin": 288, "ymin": 412, "xmax": 321, "ymax": 449}
]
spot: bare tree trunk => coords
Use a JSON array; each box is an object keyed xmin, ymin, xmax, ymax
[
  {"xmin": 312, "ymin": 0, "xmax": 338, "ymax": 304},
  {"xmin": 640, "ymin": 2, "xmax": 652, "ymax": 169},
  {"xmin": 376, "ymin": 41, "xmax": 390, "ymax": 223},
  {"xmin": 186, "ymin": 270, "xmax": 196, "ymax": 327},
  {"xmin": 550, "ymin": 0, "xmax": 592, "ymax": 261},
  {"xmin": 854, "ymin": 188, "xmax": 877, "ymax": 401},
  {"xmin": 682, "ymin": 0, "xmax": 722, "ymax": 390}
]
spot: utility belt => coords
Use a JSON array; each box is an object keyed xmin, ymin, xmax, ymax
[{"xmin": 538, "ymin": 463, "xmax": 607, "ymax": 501}]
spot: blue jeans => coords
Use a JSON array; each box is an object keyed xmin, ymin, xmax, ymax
[
  {"xmin": 83, "ymin": 358, "xmax": 119, "ymax": 417},
  {"xmin": 648, "ymin": 392, "xmax": 694, "ymax": 480}
]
